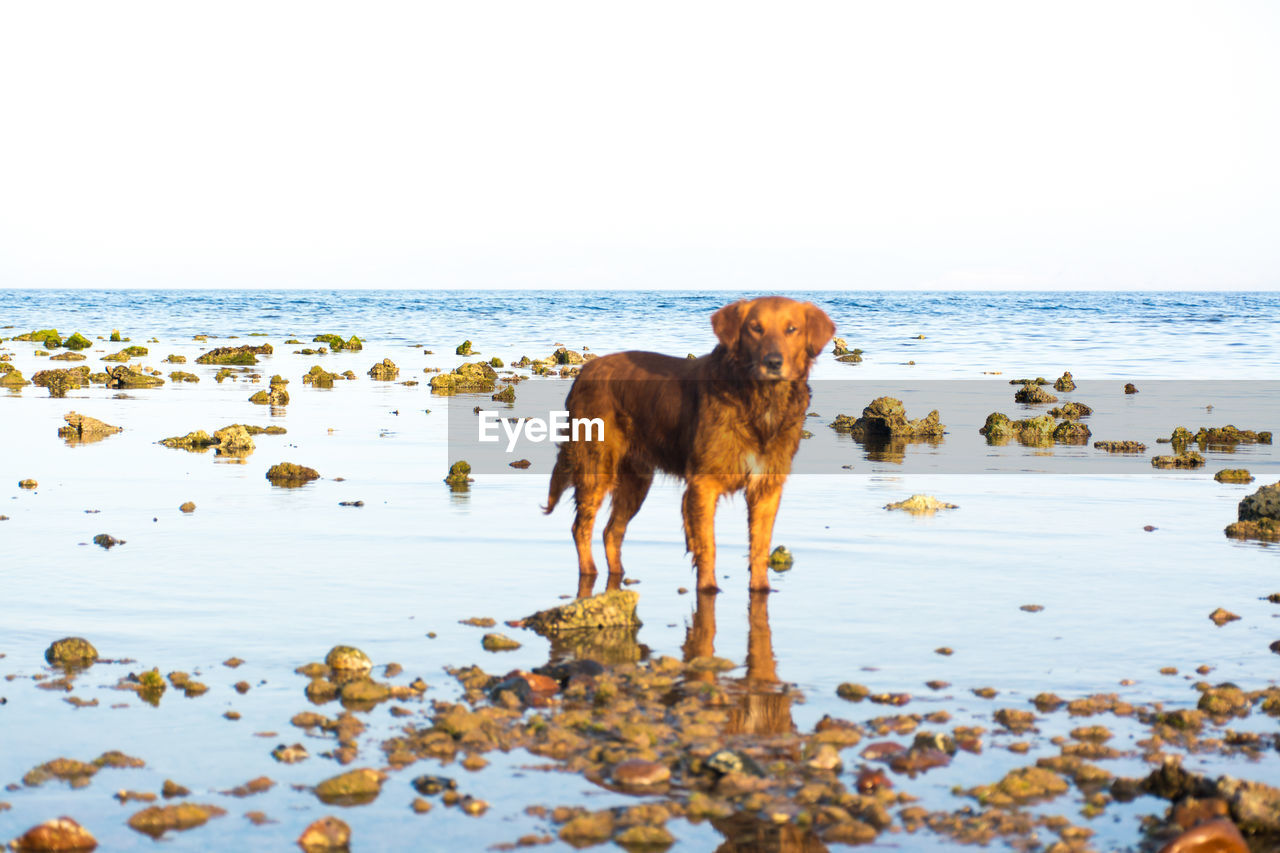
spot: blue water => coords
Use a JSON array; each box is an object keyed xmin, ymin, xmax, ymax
[
  {"xmin": 1, "ymin": 289, "xmax": 1278, "ymax": 852},
  {"xmin": 4, "ymin": 289, "xmax": 1279, "ymax": 379}
]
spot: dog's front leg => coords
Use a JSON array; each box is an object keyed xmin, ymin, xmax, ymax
[
  {"xmin": 746, "ymin": 476, "xmax": 785, "ymax": 591},
  {"xmin": 683, "ymin": 476, "xmax": 721, "ymax": 592}
]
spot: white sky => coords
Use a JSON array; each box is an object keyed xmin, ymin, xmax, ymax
[{"xmin": 1, "ymin": 1, "xmax": 1277, "ymax": 290}]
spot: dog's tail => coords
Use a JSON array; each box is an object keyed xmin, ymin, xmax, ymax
[{"xmin": 543, "ymin": 445, "xmax": 571, "ymax": 515}]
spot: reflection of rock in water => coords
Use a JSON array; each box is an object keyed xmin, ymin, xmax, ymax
[
  {"xmin": 711, "ymin": 813, "xmax": 829, "ymax": 853},
  {"xmin": 548, "ymin": 625, "xmax": 648, "ymax": 666},
  {"xmin": 855, "ymin": 434, "xmax": 944, "ymax": 463}
]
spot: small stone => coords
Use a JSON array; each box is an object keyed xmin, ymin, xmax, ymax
[
  {"xmin": 179, "ymin": 502, "xmax": 195, "ymax": 513},
  {"xmin": 767, "ymin": 545, "xmax": 793, "ymax": 569},
  {"xmin": 324, "ymin": 646, "xmax": 372, "ymax": 673},
  {"xmin": 297, "ymin": 816, "xmax": 350, "ymax": 851},
  {"xmin": 611, "ymin": 759, "xmax": 671, "ymax": 788},
  {"xmin": 18, "ymin": 479, "xmax": 37, "ymax": 489},
  {"xmin": 8, "ymin": 817, "xmax": 98, "ymax": 851},
  {"xmin": 314, "ymin": 768, "xmax": 385, "ymax": 806},
  {"xmin": 1209, "ymin": 608, "xmax": 1241, "ymax": 626},
  {"xmin": 45, "ymin": 637, "xmax": 98, "ymax": 667},
  {"xmin": 884, "ymin": 494, "xmax": 957, "ymax": 513},
  {"xmin": 92, "ymin": 534, "xmax": 123, "ymax": 549},
  {"xmin": 482, "ymin": 633, "xmax": 521, "ymax": 652}
]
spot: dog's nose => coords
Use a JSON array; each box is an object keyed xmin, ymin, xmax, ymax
[{"xmin": 763, "ymin": 353, "xmax": 783, "ymax": 372}]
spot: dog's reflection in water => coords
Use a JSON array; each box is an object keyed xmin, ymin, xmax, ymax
[{"xmin": 684, "ymin": 591, "xmax": 829, "ymax": 852}]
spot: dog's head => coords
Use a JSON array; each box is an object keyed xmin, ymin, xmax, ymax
[{"xmin": 712, "ymin": 297, "xmax": 836, "ymax": 381}]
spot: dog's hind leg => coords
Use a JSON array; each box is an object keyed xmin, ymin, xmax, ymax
[
  {"xmin": 603, "ymin": 460, "xmax": 652, "ymax": 578},
  {"xmin": 572, "ymin": 472, "xmax": 609, "ymax": 581}
]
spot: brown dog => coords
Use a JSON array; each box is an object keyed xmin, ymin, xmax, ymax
[{"xmin": 544, "ymin": 296, "xmax": 835, "ymax": 592}]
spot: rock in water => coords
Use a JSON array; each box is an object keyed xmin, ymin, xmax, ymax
[
  {"xmin": 1053, "ymin": 371, "xmax": 1076, "ymax": 391},
  {"xmin": 519, "ymin": 590, "xmax": 641, "ymax": 633},
  {"xmin": 885, "ymin": 494, "xmax": 958, "ymax": 513},
  {"xmin": 314, "ymin": 768, "xmax": 385, "ymax": 806},
  {"xmin": 58, "ymin": 412, "xmax": 122, "ymax": 445},
  {"xmin": 1238, "ymin": 482, "xmax": 1280, "ymax": 522},
  {"xmin": 8, "ymin": 817, "xmax": 98, "ymax": 851},
  {"xmin": 265, "ymin": 463, "xmax": 319, "ymax": 486},
  {"xmin": 297, "ymin": 816, "xmax": 351, "ymax": 851},
  {"xmin": 367, "ymin": 359, "xmax": 399, "ymax": 381},
  {"xmin": 195, "ymin": 344, "xmax": 272, "ymax": 365},
  {"xmin": 829, "ymin": 397, "xmax": 944, "ymax": 437},
  {"xmin": 45, "ymin": 637, "xmax": 98, "ymax": 666}
]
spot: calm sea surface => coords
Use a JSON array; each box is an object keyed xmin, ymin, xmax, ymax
[{"xmin": 1, "ymin": 290, "xmax": 1277, "ymax": 851}]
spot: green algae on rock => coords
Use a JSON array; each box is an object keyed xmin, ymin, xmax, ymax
[
  {"xmin": 492, "ymin": 383, "xmax": 516, "ymax": 403},
  {"xmin": 431, "ymin": 361, "xmax": 498, "ymax": 394},
  {"xmin": 1094, "ymin": 440, "xmax": 1147, "ymax": 453},
  {"xmin": 829, "ymin": 397, "xmax": 944, "ymax": 438},
  {"xmin": 302, "ymin": 364, "xmax": 345, "ymax": 387},
  {"xmin": 195, "ymin": 343, "xmax": 272, "ymax": 365},
  {"xmin": 312, "ymin": 334, "xmax": 362, "ymax": 351},
  {"xmin": 518, "ymin": 589, "xmax": 641, "ymax": 634},
  {"xmin": 266, "ymin": 462, "xmax": 320, "ymax": 486},
  {"xmin": 31, "ymin": 366, "xmax": 91, "ymax": 397},
  {"xmin": 832, "ymin": 337, "xmax": 864, "ymax": 363},
  {"xmin": 249, "ymin": 375, "xmax": 289, "ymax": 405},
  {"xmin": 0, "ymin": 364, "xmax": 30, "ymax": 387},
  {"xmin": 1014, "ymin": 383, "xmax": 1058, "ymax": 404},
  {"xmin": 1051, "ymin": 420, "xmax": 1091, "ymax": 444},
  {"xmin": 1052, "ymin": 371, "xmax": 1076, "ymax": 392},
  {"xmin": 101, "ymin": 345, "xmax": 148, "ymax": 361},
  {"xmin": 1215, "ymin": 469, "xmax": 1254, "ymax": 484},
  {"xmin": 456, "ymin": 340, "xmax": 474, "ymax": 355},
  {"xmin": 49, "ymin": 351, "xmax": 87, "ymax": 361},
  {"xmin": 444, "ymin": 461, "xmax": 473, "ymax": 489},
  {"xmin": 968, "ymin": 766, "xmax": 1068, "ymax": 806},
  {"xmin": 160, "ymin": 430, "xmax": 217, "ymax": 451},
  {"xmin": 63, "ymin": 332, "xmax": 92, "ymax": 351},
  {"xmin": 45, "ymin": 637, "xmax": 98, "ymax": 666},
  {"xmin": 768, "ymin": 545, "xmax": 794, "ymax": 570},
  {"xmin": 1047, "ymin": 401, "xmax": 1092, "ymax": 419},
  {"xmin": 368, "ymin": 358, "xmax": 399, "ymax": 380},
  {"xmin": 105, "ymin": 365, "xmax": 163, "ymax": 389},
  {"xmin": 168, "ymin": 370, "xmax": 199, "ymax": 382}
]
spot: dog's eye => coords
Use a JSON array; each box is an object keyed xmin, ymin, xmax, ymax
[
  {"xmin": 749, "ymin": 322, "xmax": 763, "ymax": 334},
  {"xmin": 785, "ymin": 325, "xmax": 797, "ymax": 334}
]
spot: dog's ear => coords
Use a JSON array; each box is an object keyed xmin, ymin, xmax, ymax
[
  {"xmin": 804, "ymin": 303, "xmax": 836, "ymax": 358},
  {"xmin": 711, "ymin": 300, "xmax": 750, "ymax": 348}
]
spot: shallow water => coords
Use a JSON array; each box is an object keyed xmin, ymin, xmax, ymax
[{"xmin": 1, "ymin": 290, "xmax": 1278, "ymax": 851}]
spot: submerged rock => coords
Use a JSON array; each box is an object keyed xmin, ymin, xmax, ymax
[
  {"xmin": 266, "ymin": 462, "xmax": 320, "ymax": 486},
  {"xmin": 8, "ymin": 817, "xmax": 98, "ymax": 852},
  {"xmin": 57, "ymin": 412, "xmax": 122, "ymax": 445},
  {"xmin": 160, "ymin": 430, "xmax": 217, "ymax": 451},
  {"xmin": 195, "ymin": 344, "xmax": 272, "ymax": 365},
  {"xmin": 519, "ymin": 589, "xmax": 641, "ymax": 633},
  {"xmin": 884, "ymin": 494, "xmax": 958, "ymax": 513},
  {"xmin": 830, "ymin": 397, "xmax": 944, "ymax": 438},
  {"xmin": 168, "ymin": 371, "xmax": 199, "ymax": 382}
]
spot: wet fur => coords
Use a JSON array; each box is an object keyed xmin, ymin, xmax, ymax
[{"xmin": 545, "ymin": 297, "xmax": 835, "ymax": 592}]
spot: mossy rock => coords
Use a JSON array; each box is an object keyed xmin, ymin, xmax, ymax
[
  {"xmin": 489, "ymin": 357, "xmax": 504, "ymax": 368},
  {"xmin": 455, "ymin": 340, "xmax": 474, "ymax": 355},
  {"xmin": 431, "ymin": 362, "xmax": 497, "ymax": 394},
  {"xmin": 768, "ymin": 545, "xmax": 793, "ymax": 569},
  {"xmin": 45, "ymin": 637, "xmax": 99, "ymax": 666},
  {"xmin": 368, "ymin": 359, "xmax": 399, "ymax": 381},
  {"xmin": 491, "ymin": 384, "xmax": 516, "ymax": 403},
  {"xmin": 126, "ymin": 803, "xmax": 226, "ymax": 838},
  {"xmin": 1151, "ymin": 452, "xmax": 1205, "ymax": 470},
  {"xmin": 325, "ymin": 645, "xmax": 372, "ymax": 672},
  {"xmin": 19, "ymin": 329, "xmax": 61, "ymax": 347},
  {"xmin": 1215, "ymin": 469, "xmax": 1254, "ymax": 484},
  {"xmin": 1014, "ymin": 383, "xmax": 1058, "ymax": 404},
  {"xmin": 169, "ymin": 371, "xmax": 199, "ymax": 383},
  {"xmin": 830, "ymin": 397, "xmax": 944, "ymax": 438},
  {"xmin": 106, "ymin": 366, "xmax": 163, "ymax": 389},
  {"xmin": 481, "ymin": 633, "xmax": 522, "ymax": 652},
  {"xmin": 195, "ymin": 344, "xmax": 272, "ymax": 365},
  {"xmin": 161, "ymin": 430, "xmax": 216, "ymax": 451},
  {"xmin": 1052, "ymin": 371, "xmax": 1075, "ymax": 391},
  {"xmin": 444, "ymin": 461, "xmax": 473, "ymax": 488},
  {"xmin": 520, "ymin": 589, "xmax": 641, "ymax": 634},
  {"xmin": 212, "ymin": 425, "xmax": 255, "ymax": 456},
  {"xmin": 314, "ymin": 768, "xmax": 385, "ymax": 806},
  {"xmin": 110, "ymin": 330, "xmax": 123, "ymax": 342},
  {"xmin": 266, "ymin": 462, "xmax": 320, "ymax": 486},
  {"xmin": 1051, "ymin": 420, "xmax": 1091, "ymax": 444},
  {"xmin": 31, "ymin": 366, "xmax": 91, "ymax": 396},
  {"xmin": 63, "ymin": 332, "xmax": 92, "ymax": 350},
  {"xmin": 49, "ymin": 351, "xmax": 87, "ymax": 361},
  {"xmin": 303, "ymin": 365, "xmax": 342, "ymax": 387},
  {"xmin": 1048, "ymin": 401, "xmax": 1092, "ymax": 419}
]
